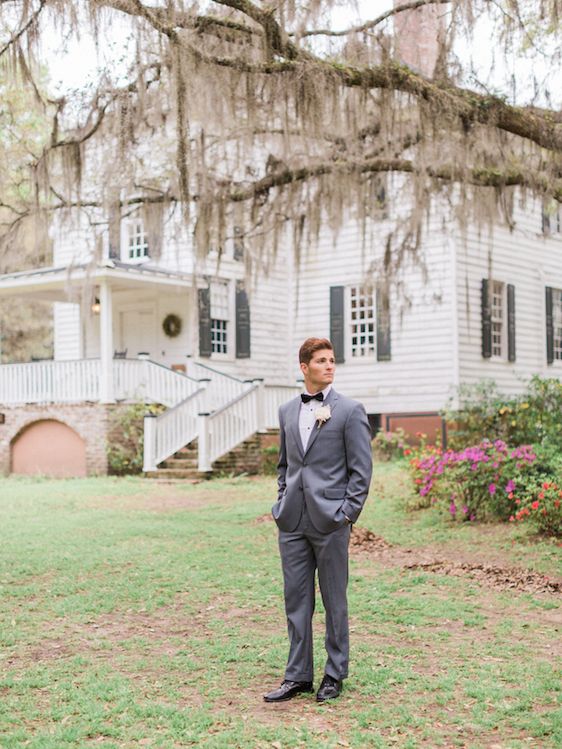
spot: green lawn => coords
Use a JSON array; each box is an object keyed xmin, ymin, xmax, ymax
[{"xmin": 0, "ymin": 464, "xmax": 560, "ymax": 748}]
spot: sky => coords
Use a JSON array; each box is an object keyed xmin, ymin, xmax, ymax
[{"xmin": 42, "ymin": 0, "xmax": 560, "ymax": 108}]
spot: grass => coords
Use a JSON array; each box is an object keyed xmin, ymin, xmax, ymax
[{"xmin": 0, "ymin": 464, "xmax": 560, "ymax": 748}]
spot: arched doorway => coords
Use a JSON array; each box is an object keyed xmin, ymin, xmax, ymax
[{"xmin": 11, "ymin": 419, "xmax": 87, "ymax": 477}]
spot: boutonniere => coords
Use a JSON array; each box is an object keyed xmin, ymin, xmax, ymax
[{"xmin": 314, "ymin": 404, "xmax": 331, "ymax": 428}]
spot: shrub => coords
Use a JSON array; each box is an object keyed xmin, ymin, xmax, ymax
[
  {"xmin": 107, "ymin": 402, "xmax": 164, "ymax": 475},
  {"xmin": 511, "ymin": 480, "xmax": 562, "ymax": 537},
  {"xmin": 508, "ymin": 444, "xmax": 562, "ymax": 536},
  {"xmin": 445, "ymin": 376, "xmax": 562, "ymax": 450},
  {"xmin": 372, "ymin": 428, "xmax": 412, "ymax": 461},
  {"xmin": 409, "ymin": 440, "xmax": 538, "ymax": 522}
]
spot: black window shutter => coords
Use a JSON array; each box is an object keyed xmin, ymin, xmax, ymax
[
  {"xmin": 481, "ymin": 278, "xmax": 492, "ymax": 359},
  {"xmin": 546, "ymin": 286, "xmax": 554, "ymax": 365},
  {"xmin": 198, "ymin": 287, "xmax": 212, "ymax": 358},
  {"xmin": 330, "ymin": 286, "xmax": 345, "ymax": 363},
  {"xmin": 542, "ymin": 209, "xmax": 550, "ymax": 235},
  {"xmin": 376, "ymin": 287, "xmax": 391, "ymax": 361},
  {"xmin": 235, "ymin": 282, "xmax": 251, "ymax": 359},
  {"xmin": 507, "ymin": 284, "xmax": 516, "ymax": 362}
]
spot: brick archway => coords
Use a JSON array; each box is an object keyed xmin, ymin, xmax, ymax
[{"xmin": 11, "ymin": 419, "xmax": 87, "ymax": 477}]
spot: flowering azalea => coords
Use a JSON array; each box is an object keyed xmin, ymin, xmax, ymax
[{"xmin": 488, "ymin": 483, "xmax": 496, "ymax": 495}]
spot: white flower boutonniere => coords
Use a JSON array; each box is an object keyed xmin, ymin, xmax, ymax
[{"xmin": 314, "ymin": 404, "xmax": 331, "ymax": 428}]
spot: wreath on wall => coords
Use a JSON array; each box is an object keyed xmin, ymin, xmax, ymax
[{"xmin": 162, "ymin": 313, "xmax": 182, "ymax": 338}]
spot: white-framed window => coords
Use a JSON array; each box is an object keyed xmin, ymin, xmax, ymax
[
  {"xmin": 210, "ymin": 281, "xmax": 230, "ymax": 355},
  {"xmin": 349, "ymin": 285, "xmax": 376, "ymax": 358},
  {"xmin": 554, "ymin": 288, "xmax": 562, "ymax": 361},
  {"xmin": 491, "ymin": 280, "xmax": 505, "ymax": 358},
  {"xmin": 126, "ymin": 219, "xmax": 150, "ymax": 261}
]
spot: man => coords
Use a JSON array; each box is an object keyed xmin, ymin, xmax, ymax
[{"xmin": 264, "ymin": 337, "xmax": 373, "ymax": 704}]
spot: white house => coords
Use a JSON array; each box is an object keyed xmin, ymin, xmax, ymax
[{"xmin": 0, "ymin": 185, "xmax": 560, "ymax": 477}]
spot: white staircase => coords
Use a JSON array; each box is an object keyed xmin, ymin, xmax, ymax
[{"xmin": 142, "ymin": 362, "xmax": 299, "ymax": 475}]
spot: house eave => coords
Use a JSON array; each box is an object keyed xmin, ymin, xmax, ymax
[{"xmin": 0, "ymin": 260, "xmax": 196, "ymax": 301}]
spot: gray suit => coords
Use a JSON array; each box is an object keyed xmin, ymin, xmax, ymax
[{"xmin": 272, "ymin": 388, "xmax": 372, "ymax": 682}]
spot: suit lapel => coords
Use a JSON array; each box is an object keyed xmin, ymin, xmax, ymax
[{"xmin": 303, "ymin": 389, "xmax": 339, "ymax": 457}]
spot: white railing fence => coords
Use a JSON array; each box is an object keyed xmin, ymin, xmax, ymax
[
  {"xmin": 0, "ymin": 358, "xmax": 201, "ymax": 408},
  {"xmin": 114, "ymin": 359, "xmax": 200, "ymax": 407},
  {"xmin": 0, "ymin": 359, "xmax": 100, "ymax": 405},
  {"xmin": 187, "ymin": 360, "xmax": 252, "ymax": 412},
  {"xmin": 263, "ymin": 384, "xmax": 301, "ymax": 428},
  {"xmin": 143, "ymin": 387, "xmax": 206, "ymax": 472}
]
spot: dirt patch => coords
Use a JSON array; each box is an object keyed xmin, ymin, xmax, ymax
[
  {"xmin": 348, "ymin": 527, "xmax": 562, "ymax": 597},
  {"xmin": 404, "ymin": 560, "xmax": 562, "ymax": 595},
  {"xmin": 349, "ymin": 526, "xmax": 394, "ymax": 553}
]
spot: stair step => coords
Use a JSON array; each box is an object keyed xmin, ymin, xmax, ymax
[{"xmin": 160, "ymin": 458, "xmax": 198, "ymax": 469}]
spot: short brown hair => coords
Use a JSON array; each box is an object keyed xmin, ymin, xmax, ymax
[{"xmin": 299, "ymin": 337, "xmax": 334, "ymax": 364}]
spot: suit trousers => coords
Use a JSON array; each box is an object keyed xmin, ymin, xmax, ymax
[{"xmin": 278, "ymin": 503, "xmax": 351, "ymax": 682}]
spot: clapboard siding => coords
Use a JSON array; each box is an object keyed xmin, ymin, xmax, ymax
[
  {"xmin": 455, "ymin": 196, "xmax": 562, "ymax": 400},
  {"xmin": 54, "ymin": 303, "xmax": 81, "ymax": 360},
  {"xmin": 289, "ymin": 215, "xmax": 457, "ymax": 413}
]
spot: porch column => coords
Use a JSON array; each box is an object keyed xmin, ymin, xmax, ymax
[{"xmin": 99, "ymin": 280, "xmax": 114, "ymax": 403}]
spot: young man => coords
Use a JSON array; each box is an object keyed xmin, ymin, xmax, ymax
[{"xmin": 264, "ymin": 337, "xmax": 373, "ymax": 703}]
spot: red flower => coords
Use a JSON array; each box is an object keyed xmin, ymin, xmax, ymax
[
  {"xmin": 542, "ymin": 482, "xmax": 550, "ymax": 490},
  {"xmin": 538, "ymin": 492, "xmax": 545, "ymax": 500},
  {"xmin": 531, "ymin": 501, "xmax": 540, "ymax": 510}
]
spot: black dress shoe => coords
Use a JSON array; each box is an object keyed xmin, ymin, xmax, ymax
[
  {"xmin": 316, "ymin": 674, "xmax": 343, "ymax": 702},
  {"xmin": 263, "ymin": 680, "xmax": 314, "ymax": 702}
]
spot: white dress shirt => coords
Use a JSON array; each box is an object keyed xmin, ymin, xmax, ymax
[{"xmin": 298, "ymin": 385, "xmax": 332, "ymax": 451}]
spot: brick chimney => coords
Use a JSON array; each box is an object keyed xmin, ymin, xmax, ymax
[{"xmin": 393, "ymin": 0, "xmax": 443, "ymax": 78}]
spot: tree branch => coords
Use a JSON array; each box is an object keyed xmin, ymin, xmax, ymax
[
  {"xmin": 299, "ymin": 0, "xmax": 451, "ymax": 38},
  {"xmin": 227, "ymin": 158, "xmax": 562, "ymax": 203},
  {"xmin": 0, "ymin": 0, "xmax": 46, "ymax": 59}
]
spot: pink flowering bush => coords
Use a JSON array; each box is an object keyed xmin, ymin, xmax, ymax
[{"xmin": 409, "ymin": 440, "xmax": 538, "ymax": 522}]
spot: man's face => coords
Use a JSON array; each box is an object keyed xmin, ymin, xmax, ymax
[{"xmin": 300, "ymin": 348, "xmax": 335, "ymax": 392}]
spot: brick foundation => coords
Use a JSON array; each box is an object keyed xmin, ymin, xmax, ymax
[{"xmin": 0, "ymin": 403, "xmax": 134, "ymax": 477}]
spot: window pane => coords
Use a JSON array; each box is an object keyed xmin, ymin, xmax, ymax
[
  {"xmin": 349, "ymin": 286, "xmax": 376, "ymax": 358},
  {"xmin": 127, "ymin": 220, "xmax": 149, "ymax": 259}
]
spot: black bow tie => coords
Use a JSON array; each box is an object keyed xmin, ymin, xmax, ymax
[{"xmin": 301, "ymin": 392, "xmax": 324, "ymax": 403}]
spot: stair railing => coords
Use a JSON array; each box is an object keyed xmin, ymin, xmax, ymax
[
  {"xmin": 143, "ymin": 384, "xmax": 207, "ymax": 472},
  {"xmin": 114, "ymin": 358, "xmax": 200, "ymax": 407},
  {"xmin": 198, "ymin": 382, "xmax": 260, "ymax": 472},
  {"xmin": 187, "ymin": 359, "xmax": 252, "ymax": 412}
]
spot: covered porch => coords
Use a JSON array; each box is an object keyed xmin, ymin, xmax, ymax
[{"xmin": 0, "ymin": 259, "xmax": 198, "ymax": 403}]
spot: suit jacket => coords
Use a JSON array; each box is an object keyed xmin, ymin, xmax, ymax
[{"xmin": 272, "ymin": 388, "xmax": 373, "ymax": 533}]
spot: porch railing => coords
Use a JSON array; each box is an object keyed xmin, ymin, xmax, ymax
[
  {"xmin": 0, "ymin": 358, "xmax": 200, "ymax": 407},
  {"xmin": 0, "ymin": 359, "xmax": 100, "ymax": 405},
  {"xmin": 263, "ymin": 384, "xmax": 300, "ymax": 428}
]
